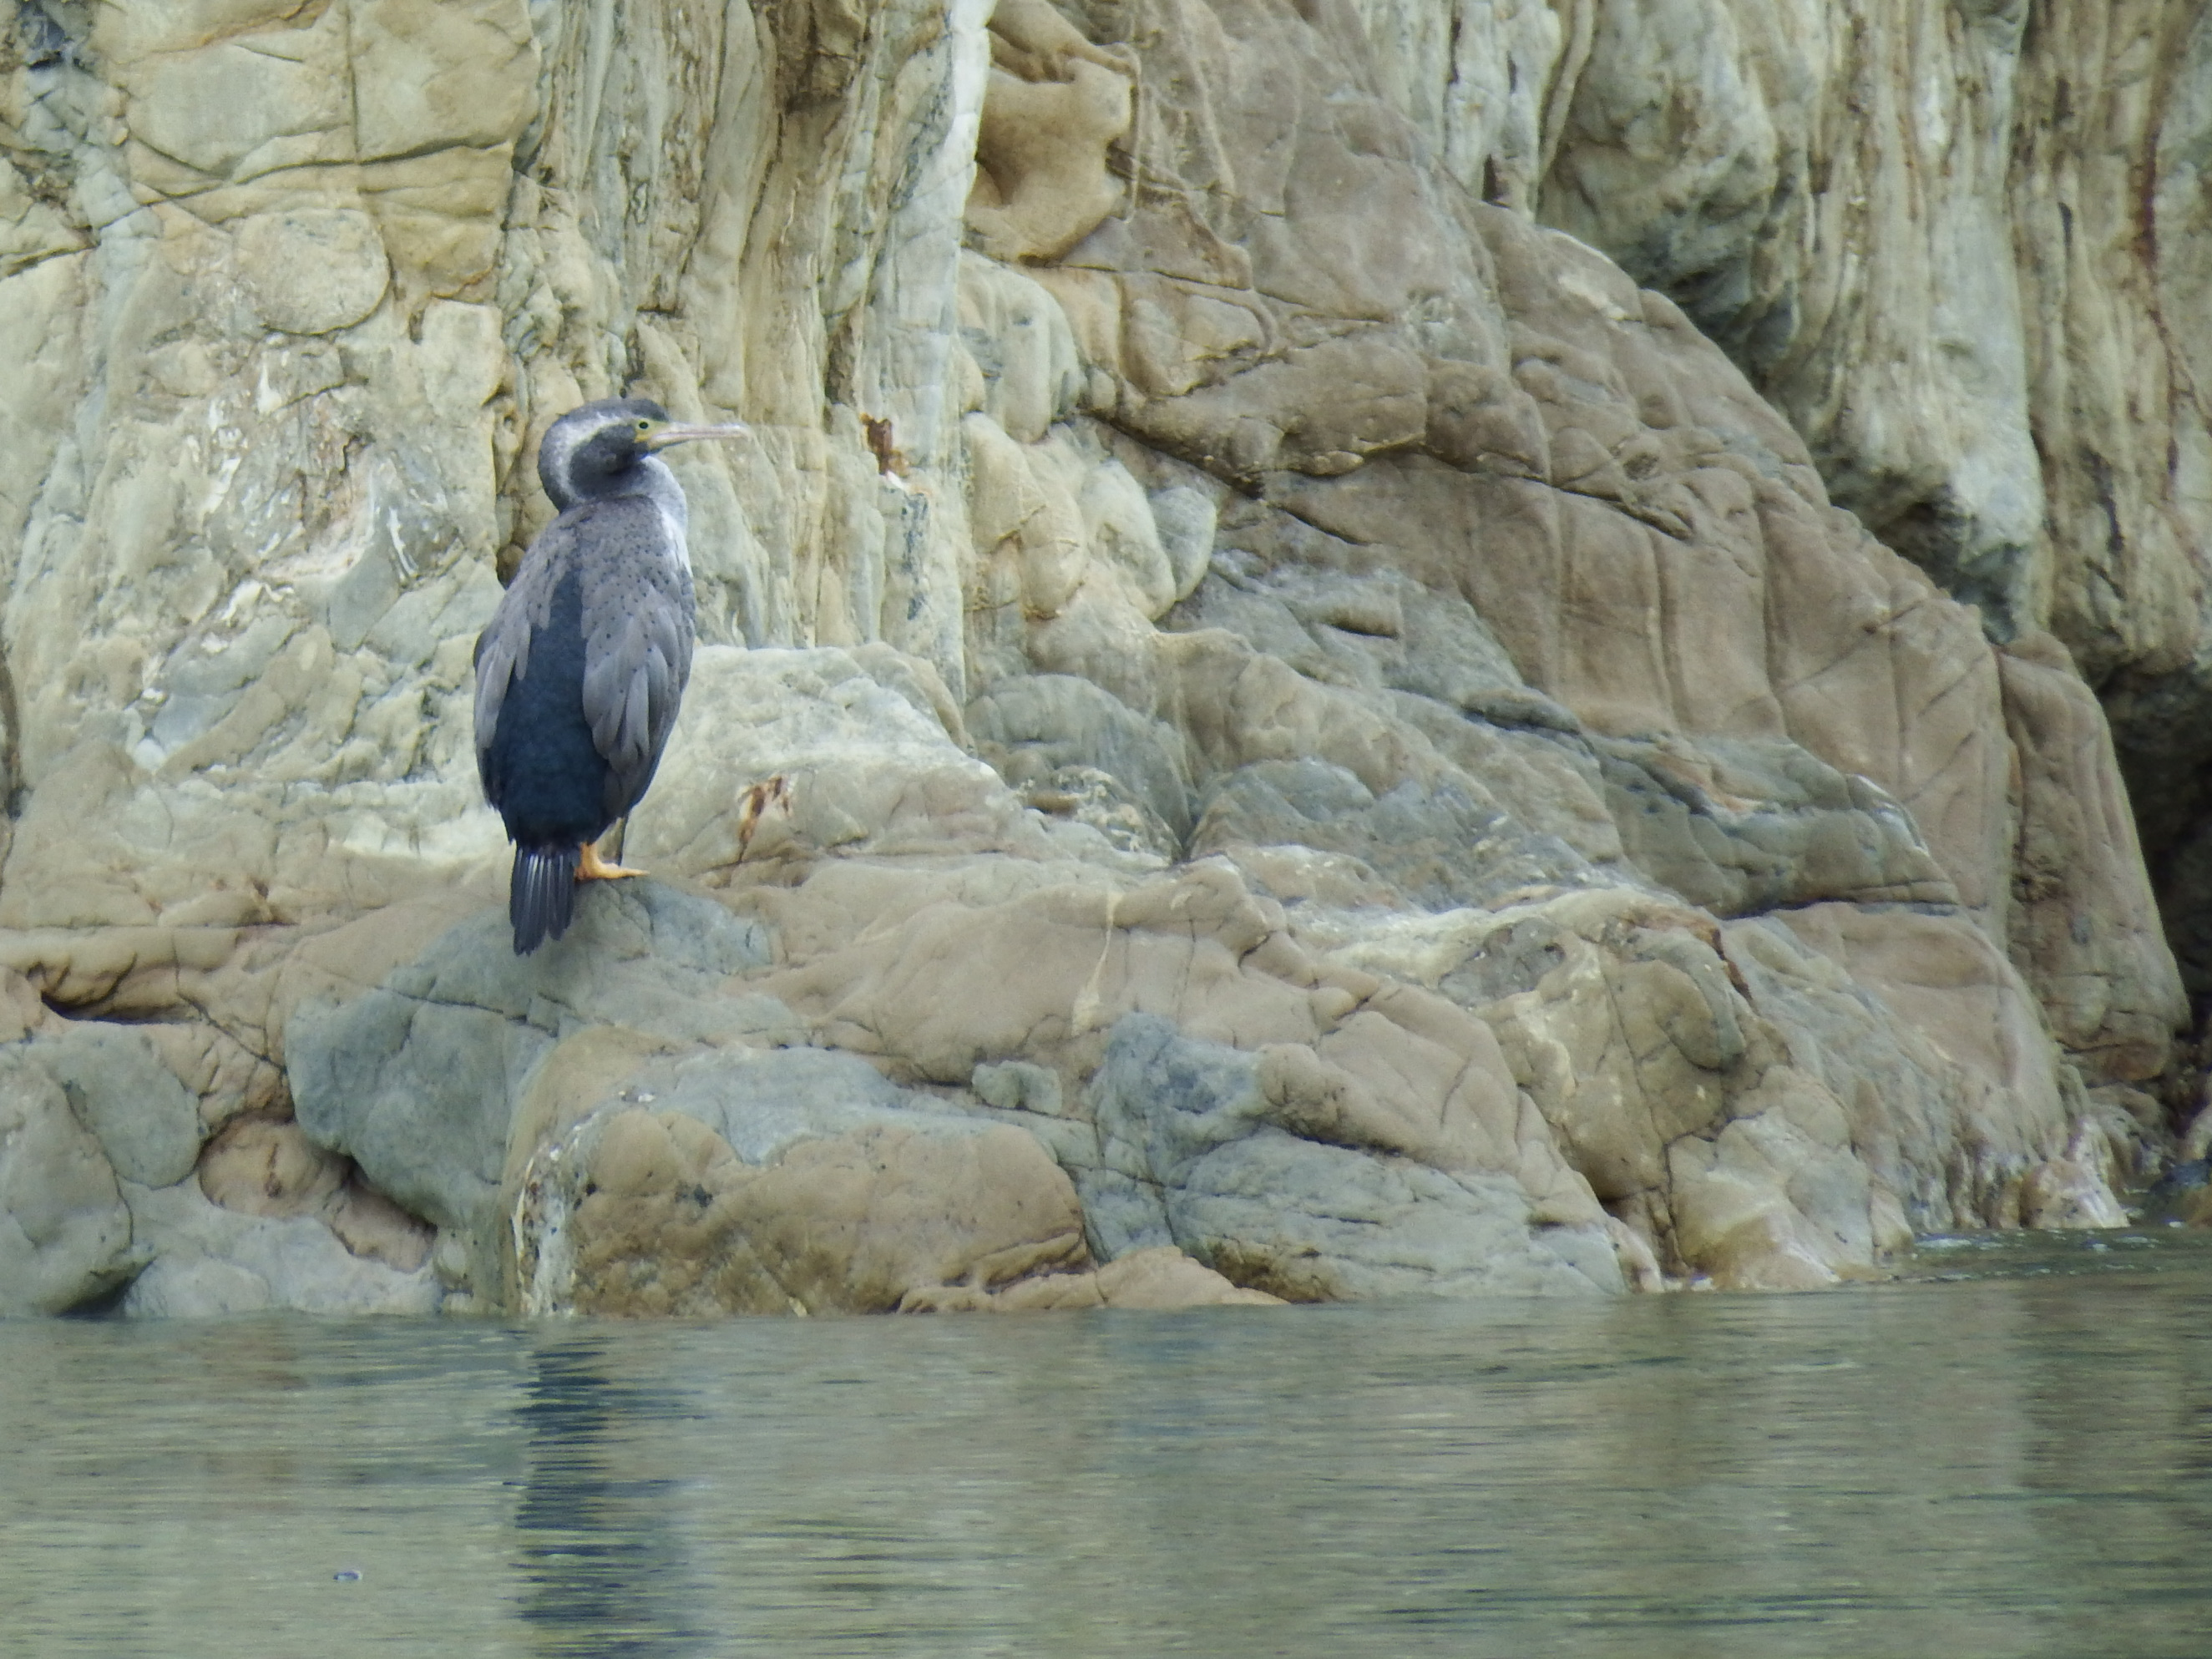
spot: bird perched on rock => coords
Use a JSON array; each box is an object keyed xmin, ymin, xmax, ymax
[{"xmin": 474, "ymin": 397, "xmax": 748, "ymax": 953}]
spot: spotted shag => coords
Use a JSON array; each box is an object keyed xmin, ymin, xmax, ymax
[{"xmin": 473, "ymin": 397, "xmax": 747, "ymax": 953}]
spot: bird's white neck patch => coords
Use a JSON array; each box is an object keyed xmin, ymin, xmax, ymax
[
  {"xmin": 539, "ymin": 420, "xmax": 585, "ymax": 510},
  {"xmin": 642, "ymin": 456, "xmax": 691, "ymax": 574},
  {"xmin": 658, "ymin": 502, "xmax": 692, "ymax": 575}
]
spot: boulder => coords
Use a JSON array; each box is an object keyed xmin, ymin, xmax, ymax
[
  {"xmin": 30, "ymin": 1021, "xmax": 204, "ymax": 1189},
  {"xmin": 0, "ymin": 1050, "xmax": 136, "ymax": 1316},
  {"xmin": 513, "ymin": 1082, "xmax": 1091, "ymax": 1317},
  {"xmin": 1080, "ymin": 1014, "xmax": 1622, "ymax": 1298},
  {"xmin": 287, "ymin": 878, "xmax": 787, "ymax": 1297},
  {"xmin": 118, "ymin": 1178, "xmax": 441, "ymax": 1319}
]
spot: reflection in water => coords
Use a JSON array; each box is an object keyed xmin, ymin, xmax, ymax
[
  {"xmin": 3, "ymin": 1229, "xmax": 2212, "ymax": 1658},
  {"xmin": 514, "ymin": 1341, "xmax": 709, "ymax": 1656}
]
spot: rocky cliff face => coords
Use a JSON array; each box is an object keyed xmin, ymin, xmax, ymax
[{"xmin": 0, "ymin": 0, "xmax": 2197, "ymax": 1316}]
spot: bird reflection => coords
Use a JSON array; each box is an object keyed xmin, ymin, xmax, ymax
[{"xmin": 513, "ymin": 1339, "xmax": 710, "ymax": 1656}]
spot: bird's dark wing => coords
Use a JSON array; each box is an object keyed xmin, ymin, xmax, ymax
[
  {"xmin": 472, "ymin": 521, "xmax": 575, "ymax": 806},
  {"xmin": 576, "ymin": 500, "xmax": 697, "ymax": 821}
]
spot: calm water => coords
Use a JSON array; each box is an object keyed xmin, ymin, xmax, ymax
[{"xmin": 6, "ymin": 1231, "xmax": 2212, "ymax": 1658}]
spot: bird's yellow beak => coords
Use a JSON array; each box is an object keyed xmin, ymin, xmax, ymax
[{"xmin": 640, "ymin": 420, "xmax": 751, "ymax": 452}]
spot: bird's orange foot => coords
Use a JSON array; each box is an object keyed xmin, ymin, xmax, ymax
[{"xmin": 577, "ymin": 839, "xmax": 646, "ymax": 881}]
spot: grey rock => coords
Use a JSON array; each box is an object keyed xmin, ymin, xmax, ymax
[
  {"xmin": 1718, "ymin": 914, "xmax": 2046, "ymax": 1232},
  {"xmin": 0, "ymin": 1048, "xmax": 137, "ymax": 1315},
  {"xmin": 1081, "ymin": 1014, "xmax": 1619, "ymax": 1298},
  {"xmin": 969, "ymin": 673, "xmax": 1197, "ymax": 838},
  {"xmin": 1175, "ymin": 557, "xmax": 1392, "ymax": 693},
  {"xmin": 1078, "ymin": 1168, "xmax": 1180, "ymax": 1261},
  {"xmin": 287, "ymin": 879, "xmax": 787, "ymax": 1288},
  {"xmin": 621, "ymin": 1044, "xmax": 981, "ymax": 1167},
  {"xmin": 1174, "ymin": 554, "xmax": 1530, "ymax": 715},
  {"xmin": 1627, "ymin": 927, "xmax": 1749, "ymax": 1072},
  {"xmin": 32, "ymin": 1022, "xmax": 204, "ymax": 1187},
  {"xmin": 1172, "ymin": 1132, "xmax": 1622, "ymax": 1300},
  {"xmin": 1147, "ymin": 485, "xmax": 1217, "ymax": 601},
  {"xmin": 1436, "ymin": 917, "xmax": 1574, "ymax": 1008},
  {"xmin": 1375, "ymin": 691, "xmax": 1626, "ymax": 871},
  {"xmin": 118, "ymin": 1180, "xmax": 440, "ymax": 1318},
  {"xmin": 1190, "ymin": 758, "xmax": 1598, "ymax": 911},
  {"xmin": 291, "ymin": 975, "xmax": 546, "ymax": 1267},
  {"xmin": 149, "ymin": 615, "xmax": 298, "ymax": 751},
  {"xmin": 1016, "ymin": 765, "xmax": 1179, "ymax": 861},
  {"xmin": 972, "ymin": 1059, "xmax": 1066, "ymax": 1117},
  {"xmin": 1595, "ymin": 736, "xmax": 1957, "ymax": 916},
  {"xmin": 235, "ymin": 209, "xmax": 389, "ymax": 336}
]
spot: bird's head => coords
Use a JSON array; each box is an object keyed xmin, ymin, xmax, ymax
[{"xmin": 538, "ymin": 397, "xmax": 751, "ymax": 508}]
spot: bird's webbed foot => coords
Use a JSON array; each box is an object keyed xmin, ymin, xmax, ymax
[{"xmin": 577, "ymin": 838, "xmax": 646, "ymax": 881}]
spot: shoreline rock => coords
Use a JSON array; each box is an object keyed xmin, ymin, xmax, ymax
[{"xmin": 1, "ymin": 0, "xmax": 2197, "ymax": 1316}]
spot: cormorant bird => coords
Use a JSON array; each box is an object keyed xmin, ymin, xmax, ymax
[{"xmin": 474, "ymin": 397, "xmax": 748, "ymax": 953}]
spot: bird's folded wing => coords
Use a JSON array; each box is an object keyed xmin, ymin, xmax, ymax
[
  {"xmin": 472, "ymin": 524, "xmax": 575, "ymax": 787},
  {"xmin": 580, "ymin": 517, "xmax": 696, "ymax": 818}
]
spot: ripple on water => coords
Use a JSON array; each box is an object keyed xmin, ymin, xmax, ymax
[{"xmin": 3, "ymin": 1231, "xmax": 2212, "ymax": 1658}]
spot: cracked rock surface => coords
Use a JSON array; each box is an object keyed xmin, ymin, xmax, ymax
[{"xmin": 0, "ymin": 0, "xmax": 2197, "ymax": 1313}]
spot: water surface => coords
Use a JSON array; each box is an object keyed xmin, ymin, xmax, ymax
[{"xmin": 6, "ymin": 1229, "xmax": 2212, "ymax": 1657}]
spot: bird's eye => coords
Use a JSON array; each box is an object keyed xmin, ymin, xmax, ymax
[{"xmin": 636, "ymin": 419, "xmax": 652, "ymax": 432}]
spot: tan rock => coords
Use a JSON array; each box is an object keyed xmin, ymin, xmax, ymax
[
  {"xmin": 196, "ymin": 1115, "xmax": 433, "ymax": 1273},
  {"xmin": 1519, "ymin": 0, "xmax": 2212, "ymax": 1030},
  {"xmin": 968, "ymin": 58, "xmax": 1132, "ymax": 264},
  {"xmin": 1536, "ymin": 0, "xmax": 2048, "ymax": 639},
  {"xmin": 903, "ymin": 1244, "xmax": 1283, "ymax": 1311},
  {"xmin": 1999, "ymin": 634, "xmax": 2185, "ymax": 1084},
  {"xmin": 2018, "ymin": 1159, "xmax": 2130, "ymax": 1232},
  {"xmin": 1330, "ymin": 882, "xmax": 2126, "ymax": 1281},
  {"xmin": 627, "ymin": 644, "xmax": 1067, "ymax": 883},
  {"xmin": 235, "ymin": 210, "xmax": 390, "ymax": 336},
  {"xmin": 519, "ymin": 1105, "xmax": 1089, "ymax": 1318},
  {"xmin": 199, "ymin": 1115, "xmax": 349, "ymax": 1216}
]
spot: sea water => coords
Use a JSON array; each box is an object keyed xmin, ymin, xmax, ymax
[{"xmin": 5, "ymin": 1229, "xmax": 2211, "ymax": 1657}]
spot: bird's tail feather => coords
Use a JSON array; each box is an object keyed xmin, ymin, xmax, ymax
[{"xmin": 511, "ymin": 844, "xmax": 580, "ymax": 954}]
